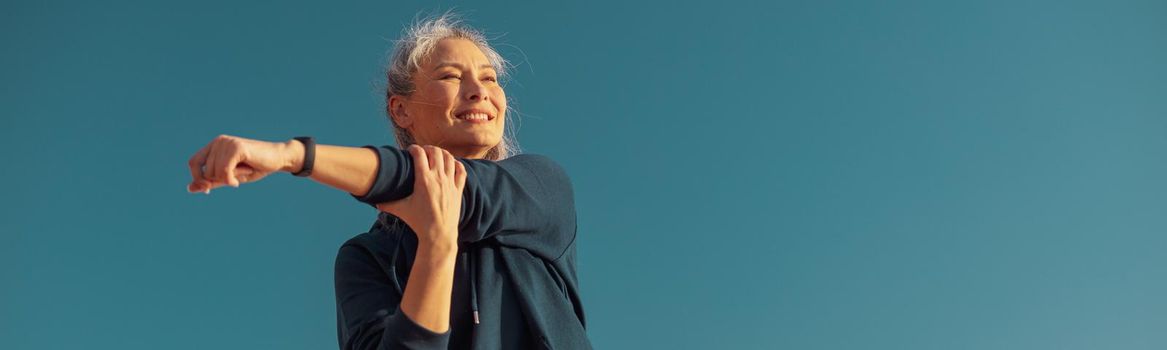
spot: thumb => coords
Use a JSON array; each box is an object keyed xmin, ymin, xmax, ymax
[{"xmin": 234, "ymin": 164, "xmax": 256, "ymax": 184}]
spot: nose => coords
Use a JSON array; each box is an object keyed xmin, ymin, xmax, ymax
[{"xmin": 464, "ymin": 80, "xmax": 488, "ymax": 102}]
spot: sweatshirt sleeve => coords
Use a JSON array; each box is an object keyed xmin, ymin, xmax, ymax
[
  {"xmin": 335, "ymin": 243, "xmax": 451, "ymax": 350},
  {"xmin": 351, "ymin": 145, "xmax": 577, "ymax": 259}
]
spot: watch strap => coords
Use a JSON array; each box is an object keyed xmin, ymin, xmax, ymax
[{"xmin": 291, "ymin": 136, "xmax": 315, "ymax": 177}]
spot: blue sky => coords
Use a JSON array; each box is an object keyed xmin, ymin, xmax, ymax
[{"xmin": 2, "ymin": 0, "xmax": 1165, "ymax": 349}]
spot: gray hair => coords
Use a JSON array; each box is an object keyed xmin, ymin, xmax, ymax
[{"xmin": 385, "ymin": 11, "xmax": 520, "ymax": 160}]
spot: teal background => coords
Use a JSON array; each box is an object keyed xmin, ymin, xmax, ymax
[{"xmin": 3, "ymin": 0, "xmax": 1165, "ymax": 349}]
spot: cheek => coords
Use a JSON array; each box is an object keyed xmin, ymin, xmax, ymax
[
  {"xmin": 439, "ymin": 90, "xmax": 461, "ymax": 110},
  {"xmin": 493, "ymin": 89, "xmax": 507, "ymax": 116},
  {"xmin": 418, "ymin": 84, "xmax": 459, "ymax": 110}
]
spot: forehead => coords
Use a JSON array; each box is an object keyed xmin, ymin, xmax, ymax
[{"xmin": 422, "ymin": 38, "xmax": 492, "ymax": 69}]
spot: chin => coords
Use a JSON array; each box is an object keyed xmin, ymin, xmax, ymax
[
  {"xmin": 457, "ymin": 130, "xmax": 500, "ymax": 145},
  {"xmin": 448, "ymin": 133, "xmax": 500, "ymax": 151}
]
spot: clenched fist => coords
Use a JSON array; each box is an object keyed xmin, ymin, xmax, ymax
[{"xmin": 186, "ymin": 134, "xmax": 301, "ymax": 194}]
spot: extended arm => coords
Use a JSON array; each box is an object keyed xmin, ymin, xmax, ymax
[
  {"xmin": 186, "ymin": 135, "xmax": 380, "ymax": 198},
  {"xmin": 187, "ymin": 136, "xmax": 573, "ymax": 259},
  {"xmin": 281, "ymin": 140, "xmax": 380, "ymax": 198}
]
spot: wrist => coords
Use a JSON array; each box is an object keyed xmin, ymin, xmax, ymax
[
  {"xmin": 280, "ymin": 139, "xmax": 305, "ymax": 173},
  {"xmin": 417, "ymin": 237, "xmax": 459, "ymax": 256}
]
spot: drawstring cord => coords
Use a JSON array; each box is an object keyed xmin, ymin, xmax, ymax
[{"xmin": 468, "ymin": 250, "xmax": 480, "ymax": 324}]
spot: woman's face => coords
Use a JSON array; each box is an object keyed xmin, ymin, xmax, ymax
[{"xmin": 390, "ymin": 38, "xmax": 506, "ymax": 159}]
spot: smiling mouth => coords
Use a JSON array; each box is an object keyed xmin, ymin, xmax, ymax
[{"xmin": 455, "ymin": 112, "xmax": 494, "ymax": 123}]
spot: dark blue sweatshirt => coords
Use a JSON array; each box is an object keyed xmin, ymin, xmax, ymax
[{"xmin": 333, "ymin": 145, "xmax": 593, "ymax": 350}]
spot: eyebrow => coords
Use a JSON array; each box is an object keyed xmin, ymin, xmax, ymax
[{"xmin": 432, "ymin": 62, "xmax": 496, "ymax": 71}]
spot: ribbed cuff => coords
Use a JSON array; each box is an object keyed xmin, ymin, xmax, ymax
[{"xmin": 350, "ymin": 145, "xmax": 398, "ymax": 207}]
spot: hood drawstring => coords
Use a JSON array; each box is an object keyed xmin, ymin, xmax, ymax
[
  {"xmin": 462, "ymin": 250, "xmax": 481, "ymax": 325},
  {"xmin": 382, "ymin": 213, "xmax": 479, "ymax": 326}
]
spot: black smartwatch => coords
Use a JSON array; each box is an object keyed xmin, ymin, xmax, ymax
[{"xmin": 291, "ymin": 136, "xmax": 315, "ymax": 177}]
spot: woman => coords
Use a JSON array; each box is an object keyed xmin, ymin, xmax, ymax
[{"xmin": 185, "ymin": 13, "xmax": 592, "ymax": 350}]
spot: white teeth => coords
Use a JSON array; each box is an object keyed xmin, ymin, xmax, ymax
[{"xmin": 459, "ymin": 112, "xmax": 490, "ymax": 121}]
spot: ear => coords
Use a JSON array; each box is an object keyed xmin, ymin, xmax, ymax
[{"xmin": 388, "ymin": 95, "xmax": 412, "ymax": 128}]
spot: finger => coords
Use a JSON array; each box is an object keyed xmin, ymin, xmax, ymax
[
  {"xmin": 431, "ymin": 147, "xmax": 445, "ymax": 176},
  {"xmin": 212, "ymin": 140, "xmax": 235, "ymax": 186},
  {"xmin": 191, "ymin": 178, "xmax": 226, "ymax": 194},
  {"xmin": 188, "ymin": 179, "xmax": 207, "ymax": 194},
  {"xmin": 234, "ymin": 164, "xmax": 256, "ymax": 184},
  {"xmin": 410, "ymin": 144, "xmax": 429, "ymax": 178},
  {"xmin": 235, "ymin": 164, "xmax": 255, "ymax": 176},
  {"xmin": 188, "ymin": 141, "xmax": 213, "ymax": 187},
  {"xmin": 204, "ymin": 177, "xmax": 235, "ymax": 193},
  {"xmin": 222, "ymin": 143, "xmax": 241, "ymax": 188},
  {"xmin": 454, "ymin": 160, "xmax": 467, "ymax": 191},
  {"xmin": 206, "ymin": 179, "xmax": 229, "ymax": 191},
  {"xmin": 189, "ymin": 178, "xmax": 212, "ymax": 193},
  {"xmin": 443, "ymin": 149, "xmax": 455, "ymax": 179},
  {"xmin": 424, "ymin": 145, "xmax": 439, "ymax": 173},
  {"xmin": 205, "ymin": 140, "xmax": 220, "ymax": 182}
]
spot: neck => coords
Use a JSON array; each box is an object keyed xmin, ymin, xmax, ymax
[{"xmin": 426, "ymin": 143, "xmax": 491, "ymax": 160}]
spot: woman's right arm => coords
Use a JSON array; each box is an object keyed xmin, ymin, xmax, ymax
[
  {"xmin": 187, "ymin": 135, "xmax": 575, "ymax": 260},
  {"xmin": 186, "ymin": 135, "xmax": 380, "ymax": 197},
  {"xmin": 288, "ymin": 141, "xmax": 380, "ymax": 197}
]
